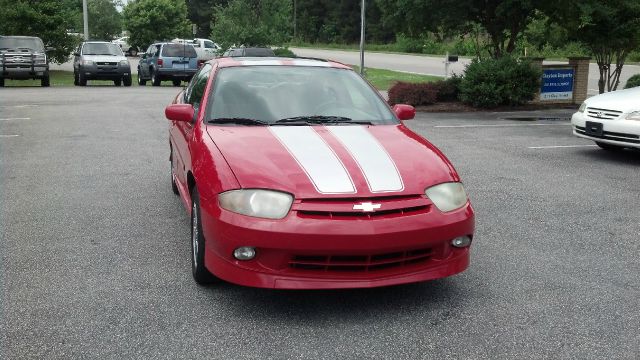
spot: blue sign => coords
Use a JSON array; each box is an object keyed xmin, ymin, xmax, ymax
[{"xmin": 540, "ymin": 68, "xmax": 574, "ymax": 101}]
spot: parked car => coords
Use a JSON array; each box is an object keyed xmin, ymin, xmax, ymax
[
  {"xmin": 221, "ymin": 47, "xmax": 275, "ymax": 57},
  {"xmin": 111, "ymin": 36, "xmax": 139, "ymax": 56},
  {"xmin": 572, "ymin": 86, "xmax": 640, "ymax": 150},
  {"xmin": 73, "ymin": 41, "xmax": 132, "ymax": 86},
  {"xmin": 165, "ymin": 57, "xmax": 475, "ymax": 289},
  {"xmin": 0, "ymin": 35, "xmax": 49, "ymax": 87},
  {"xmin": 172, "ymin": 38, "xmax": 220, "ymax": 65},
  {"xmin": 138, "ymin": 42, "xmax": 198, "ymax": 86}
]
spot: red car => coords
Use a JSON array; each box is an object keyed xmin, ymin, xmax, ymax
[{"xmin": 166, "ymin": 57, "xmax": 475, "ymax": 289}]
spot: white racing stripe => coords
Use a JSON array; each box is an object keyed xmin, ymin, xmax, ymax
[
  {"xmin": 270, "ymin": 127, "xmax": 355, "ymax": 194},
  {"xmin": 328, "ymin": 126, "xmax": 403, "ymax": 193}
]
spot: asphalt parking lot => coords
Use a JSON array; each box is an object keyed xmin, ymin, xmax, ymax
[{"xmin": 1, "ymin": 87, "xmax": 638, "ymax": 359}]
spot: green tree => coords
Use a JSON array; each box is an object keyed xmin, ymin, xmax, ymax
[
  {"xmin": 547, "ymin": 0, "xmax": 640, "ymax": 93},
  {"xmin": 88, "ymin": 0, "xmax": 123, "ymax": 40},
  {"xmin": 123, "ymin": 0, "xmax": 190, "ymax": 49},
  {"xmin": 210, "ymin": 0, "xmax": 292, "ymax": 49},
  {"xmin": 0, "ymin": 0, "xmax": 78, "ymax": 63},
  {"xmin": 376, "ymin": 0, "xmax": 541, "ymax": 58},
  {"xmin": 186, "ymin": 0, "xmax": 228, "ymax": 38}
]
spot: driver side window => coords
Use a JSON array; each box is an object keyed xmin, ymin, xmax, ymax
[{"xmin": 185, "ymin": 64, "xmax": 213, "ymax": 114}]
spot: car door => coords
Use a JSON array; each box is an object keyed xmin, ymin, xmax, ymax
[
  {"xmin": 139, "ymin": 45, "xmax": 153, "ymax": 78},
  {"xmin": 170, "ymin": 63, "xmax": 214, "ymax": 188}
]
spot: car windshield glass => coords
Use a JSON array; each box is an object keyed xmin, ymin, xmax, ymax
[
  {"xmin": 83, "ymin": 43, "xmax": 122, "ymax": 56},
  {"xmin": 0, "ymin": 37, "xmax": 44, "ymax": 52},
  {"xmin": 162, "ymin": 44, "xmax": 197, "ymax": 58},
  {"xmin": 243, "ymin": 48, "xmax": 275, "ymax": 57},
  {"xmin": 207, "ymin": 66, "xmax": 397, "ymax": 125}
]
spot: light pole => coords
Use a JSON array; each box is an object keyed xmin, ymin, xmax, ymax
[
  {"xmin": 359, "ymin": 0, "xmax": 365, "ymax": 75},
  {"xmin": 293, "ymin": 0, "xmax": 297, "ymax": 40},
  {"xmin": 82, "ymin": 0, "xmax": 89, "ymax": 40}
]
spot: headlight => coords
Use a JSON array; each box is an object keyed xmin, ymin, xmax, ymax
[
  {"xmin": 82, "ymin": 60, "xmax": 94, "ymax": 66},
  {"xmin": 119, "ymin": 60, "xmax": 129, "ymax": 66},
  {"xmin": 625, "ymin": 111, "xmax": 640, "ymax": 121},
  {"xmin": 425, "ymin": 182, "xmax": 468, "ymax": 213},
  {"xmin": 218, "ymin": 189, "xmax": 293, "ymax": 219},
  {"xmin": 34, "ymin": 55, "xmax": 46, "ymax": 64},
  {"xmin": 578, "ymin": 102, "xmax": 587, "ymax": 113}
]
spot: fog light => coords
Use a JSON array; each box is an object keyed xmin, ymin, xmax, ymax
[
  {"xmin": 233, "ymin": 247, "xmax": 256, "ymax": 260},
  {"xmin": 451, "ymin": 236, "xmax": 471, "ymax": 248}
]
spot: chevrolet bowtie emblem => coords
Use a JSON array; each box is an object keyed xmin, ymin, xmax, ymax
[{"xmin": 353, "ymin": 202, "xmax": 381, "ymax": 212}]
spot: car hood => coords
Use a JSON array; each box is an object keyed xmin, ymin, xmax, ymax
[
  {"xmin": 585, "ymin": 86, "xmax": 640, "ymax": 113},
  {"xmin": 82, "ymin": 55, "xmax": 127, "ymax": 62},
  {"xmin": 206, "ymin": 124, "xmax": 459, "ymax": 199}
]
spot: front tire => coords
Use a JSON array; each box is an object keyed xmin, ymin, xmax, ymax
[
  {"xmin": 78, "ymin": 72, "xmax": 87, "ymax": 86},
  {"xmin": 114, "ymin": 78, "xmax": 122, "ymax": 86},
  {"xmin": 123, "ymin": 75, "xmax": 132, "ymax": 87},
  {"xmin": 596, "ymin": 142, "xmax": 624, "ymax": 151},
  {"xmin": 41, "ymin": 72, "xmax": 50, "ymax": 87},
  {"xmin": 0, "ymin": 77, "xmax": 4, "ymax": 87},
  {"xmin": 73, "ymin": 71, "xmax": 79, "ymax": 86},
  {"xmin": 191, "ymin": 187, "xmax": 217, "ymax": 285}
]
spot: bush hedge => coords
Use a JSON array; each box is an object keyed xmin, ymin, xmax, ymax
[
  {"xmin": 459, "ymin": 57, "xmax": 541, "ymax": 108},
  {"xmin": 624, "ymin": 74, "xmax": 640, "ymax": 89},
  {"xmin": 273, "ymin": 47, "xmax": 296, "ymax": 57},
  {"xmin": 388, "ymin": 82, "xmax": 438, "ymax": 106}
]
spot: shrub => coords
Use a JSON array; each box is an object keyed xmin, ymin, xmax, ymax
[
  {"xmin": 624, "ymin": 74, "xmax": 640, "ymax": 89},
  {"xmin": 273, "ymin": 47, "xmax": 296, "ymax": 57},
  {"xmin": 395, "ymin": 34, "xmax": 424, "ymax": 54},
  {"xmin": 459, "ymin": 57, "xmax": 541, "ymax": 108},
  {"xmin": 388, "ymin": 82, "xmax": 438, "ymax": 106},
  {"xmin": 433, "ymin": 75, "xmax": 462, "ymax": 102}
]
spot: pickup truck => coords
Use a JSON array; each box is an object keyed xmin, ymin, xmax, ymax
[
  {"xmin": 171, "ymin": 38, "xmax": 220, "ymax": 65},
  {"xmin": 0, "ymin": 35, "xmax": 50, "ymax": 87}
]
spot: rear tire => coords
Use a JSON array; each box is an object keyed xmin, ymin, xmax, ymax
[
  {"xmin": 172, "ymin": 79, "xmax": 181, "ymax": 87},
  {"xmin": 596, "ymin": 142, "xmax": 624, "ymax": 151},
  {"xmin": 137, "ymin": 71, "xmax": 146, "ymax": 86},
  {"xmin": 41, "ymin": 72, "xmax": 50, "ymax": 87},
  {"xmin": 114, "ymin": 78, "xmax": 122, "ymax": 86},
  {"xmin": 123, "ymin": 75, "xmax": 132, "ymax": 87},
  {"xmin": 191, "ymin": 187, "xmax": 218, "ymax": 285},
  {"xmin": 151, "ymin": 70, "xmax": 161, "ymax": 87}
]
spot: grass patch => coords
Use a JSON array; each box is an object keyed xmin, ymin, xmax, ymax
[{"xmin": 353, "ymin": 66, "xmax": 441, "ymax": 90}]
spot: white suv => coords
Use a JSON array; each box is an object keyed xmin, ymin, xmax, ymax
[{"xmin": 112, "ymin": 36, "xmax": 138, "ymax": 56}]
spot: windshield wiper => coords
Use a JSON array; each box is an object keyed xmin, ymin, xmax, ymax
[
  {"xmin": 275, "ymin": 116, "xmax": 372, "ymax": 125},
  {"xmin": 208, "ymin": 117, "xmax": 269, "ymax": 126}
]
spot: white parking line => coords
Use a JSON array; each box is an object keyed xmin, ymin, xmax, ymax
[
  {"xmin": 434, "ymin": 124, "xmax": 571, "ymax": 128},
  {"xmin": 0, "ymin": 118, "xmax": 30, "ymax": 121},
  {"xmin": 0, "ymin": 135, "xmax": 20, "ymax": 138},
  {"xmin": 528, "ymin": 145, "xmax": 598, "ymax": 149}
]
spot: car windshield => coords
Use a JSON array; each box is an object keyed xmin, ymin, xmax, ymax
[
  {"xmin": 83, "ymin": 43, "xmax": 122, "ymax": 56},
  {"xmin": 162, "ymin": 44, "xmax": 197, "ymax": 58},
  {"xmin": 207, "ymin": 66, "xmax": 397, "ymax": 125},
  {"xmin": 0, "ymin": 37, "xmax": 44, "ymax": 52}
]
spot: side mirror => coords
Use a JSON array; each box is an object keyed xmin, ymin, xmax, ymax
[
  {"xmin": 165, "ymin": 104, "xmax": 195, "ymax": 123},
  {"xmin": 393, "ymin": 104, "xmax": 416, "ymax": 121}
]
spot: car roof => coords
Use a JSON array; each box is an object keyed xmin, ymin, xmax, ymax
[
  {"xmin": 83, "ymin": 41, "xmax": 114, "ymax": 44},
  {"xmin": 214, "ymin": 57, "xmax": 352, "ymax": 70}
]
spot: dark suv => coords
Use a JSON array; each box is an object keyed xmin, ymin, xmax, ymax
[
  {"xmin": 73, "ymin": 41, "xmax": 132, "ymax": 86},
  {"xmin": 138, "ymin": 43, "xmax": 198, "ymax": 86},
  {"xmin": 0, "ymin": 36, "xmax": 50, "ymax": 87}
]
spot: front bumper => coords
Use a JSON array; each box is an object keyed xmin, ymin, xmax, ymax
[
  {"xmin": 1, "ymin": 64, "xmax": 48, "ymax": 79},
  {"xmin": 571, "ymin": 112, "xmax": 640, "ymax": 148},
  {"xmin": 199, "ymin": 196, "xmax": 475, "ymax": 289},
  {"xmin": 80, "ymin": 64, "xmax": 130, "ymax": 80}
]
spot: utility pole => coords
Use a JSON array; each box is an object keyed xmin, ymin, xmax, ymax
[
  {"xmin": 82, "ymin": 0, "xmax": 89, "ymax": 40},
  {"xmin": 359, "ymin": 0, "xmax": 365, "ymax": 75},
  {"xmin": 293, "ymin": 0, "xmax": 297, "ymax": 40}
]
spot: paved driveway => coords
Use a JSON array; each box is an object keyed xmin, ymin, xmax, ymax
[{"xmin": 1, "ymin": 87, "xmax": 638, "ymax": 359}]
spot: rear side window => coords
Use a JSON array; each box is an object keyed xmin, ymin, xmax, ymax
[{"xmin": 161, "ymin": 44, "xmax": 197, "ymax": 58}]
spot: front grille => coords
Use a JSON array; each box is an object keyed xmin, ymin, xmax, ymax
[
  {"xmin": 289, "ymin": 248, "xmax": 432, "ymax": 272},
  {"xmin": 295, "ymin": 195, "xmax": 430, "ymax": 220},
  {"xmin": 97, "ymin": 62, "xmax": 117, "ymax": 66},
  {"xmin": 575, "ymin": 126, "xmax": 640, "ymax": 144},
  {"xmin": 586, "ymin": 107, "xmax": 623, "ymax": 120}
]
